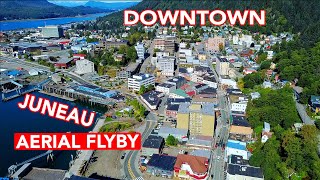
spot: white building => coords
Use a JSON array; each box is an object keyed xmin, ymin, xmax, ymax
[
  {"xmin": 41, "ymin": 26, "xmax": 63, "ymax": 38},
  {"xmin": 155, "ymin": 83, "xmax": 176, "ymax": 94},
  {"xmin": 75, "ymin": 59, "xmax": 95, "ymax": 75},
  {"xmin": 156, "ymin": 57, "xmax": 175, "ymax": 76},
  {"xmin": 135, "ymin": 42, "xmax": 145, "ymax": 60},
  {"xmin": 226, "ymin": 140, "xmax": 249, "ymax": 160},
  {"xmin": 239, "ymin": 35, "xmax": 253, "ymax": 48},
  {"xmin": 220, "ymin": 78, "xmax": 237, "ymax": 89},
  {"xmin": 266, "ymin": 50, "xmax": 274, "ymax": 60},
  {"xmin": 231, "ymin": 102, "xmax": 247, "ymax": 113},
  {"xmin": 128, "ymin": 73, "xmax": 155, "ymax": 92},
  {"xmin": 216, "ymin": 57, "xmax": 230, "ymax": 76}
]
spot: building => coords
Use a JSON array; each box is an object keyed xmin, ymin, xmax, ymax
[
  {"xmin": 142, "ymin": 135, "xmax": 165, "ymax": 156},
  {"xmin": 135, "ymin": 42, "xmax": 145, "ymax": 60},
  {"xmin": 177, "ymin": 103, "xmax": 215, "ymax": 137},
  {"xmin": 229, "ymin": 125, "xmax": 253, "ymax": 141},
  {"xmin": 206, "ymin": 36, "xmax": 225, "ymax": 52},
  {"xmin": 261, "ymin": 122, "xmax": 273, "ymax": 143},
  {"xmin": 154, "ymin": 38, "xmax": 175, "ymax": 53},
  {"xmin": 94, "ymin": 40, "xmax": 128, "ymax": 51},
  {"xmin": 128, "ymin": 73, "xmax": 155, "ymax": 92},
  {"xmin": 166, "ymin": 76, "xmax": 187, "ymax": 89},
  {"xmin": 216, "ymin": 57, "xmax": 230, "ymax": 76},
  {"xmin": 310, "ymin": 95, "xmax": 320, "ymax": 113},
  {"xmin": 174, "ymin": 154, "xmax": 209, "ymax": 180},
  {"xmin": 231, "ymin": 102, "xmax": 247, "ymax": 113},
  {"xmin": 227, "ymin": 155, "xmax": 264, "ymax": 180},
  {"xmin": 186, "ymin": 136, "xmax": 213, "ymax": 150},
  {"xmin": 226, "ymin": 140, "xmax": 249, "ymax": 160},
  {"xmin": 116, "ymin": 62, "xmax": 140, "ymax": 80},
  {"xmin": 75, "ymin": 59, "xmax": 95, "ymax": 75},
  {"xmin": 147, "ymin": 154, "xmax": 177, "ymax": 178},
  {"xmin": 22, "ymin": 167, "xmax": 66, "ymax": 180},
  {"xmin": 41, "ymin": 26, "xmax": 63, "ymax": 38},
  {"xmin": 158, "ymin": 127, "xmax": 188, "ymax": 142},
  {"xmin": 52, "ymin": 58, "xmax": 72, "ymax": 69},
  {"xmin": 165, "ymin": 98, "xmax": 191, "ymax": 119},
  {"xmin": 141, "ymin": 91, "xmax": 162, "ymax": 110},
  {"xmin": 156, "ymin": 83, "xmax": 176, "ymax": 94},
  {"xmin": 156, "ymin": 57, "xmax": 175, "ymax": 76},
  {"xmin": 75, "ymin": 85, "xmax": 118, "ymax": 98}
]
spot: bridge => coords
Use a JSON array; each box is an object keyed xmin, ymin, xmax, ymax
[{"xmin": 8, "ymin": 150, "xmax": 53, "ymax": 176}]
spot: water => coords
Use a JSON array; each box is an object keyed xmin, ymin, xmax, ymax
[
  {"xmin": 0, "ymin": 90, "xmax": 102, "ymax": 176},
  {"xmin": 0, "ymin": 13, "xmax": 108, "ymax": 31}
]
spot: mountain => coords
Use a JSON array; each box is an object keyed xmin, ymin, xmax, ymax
[
  {"xmin": 95, "ymin": 0, "xmax": 320, "ymax": 47},
  {"xmin": 0, "ymin": 0, "xmax": 112, "ymax": 21},
  {"xmin": 84, "ymin": 1, "xmax": 139, "ymax": 10}
]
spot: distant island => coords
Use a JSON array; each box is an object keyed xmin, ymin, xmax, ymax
[{"xmin": 0, "ymin": 0, "xmax": 112, "ymax": 21}]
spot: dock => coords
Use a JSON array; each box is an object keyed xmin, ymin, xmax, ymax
[
  {"xmin": 39, "ymin": 90, "xmax": 75, "ymax": 102},
  {"xmin": 2, "ymin": 87, "xmax": 39, "ymax": 102},
  {"xmin": 65, "ymin": 116, "xmax": 105, "ymax": 178}
]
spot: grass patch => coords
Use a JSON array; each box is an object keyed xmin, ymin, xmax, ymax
[
  {"xmin": 99, "ymin": 122, "xmax": 132, "ymax": 132},
  {"xmin": 105, "ymin": 117, "xmax": 113, "ymax": 122},
  {"xmin": 106, "ymin": 69, "xmax": 117, "ymax": 78}
]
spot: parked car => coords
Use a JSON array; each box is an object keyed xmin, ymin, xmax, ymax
[{"xmin": 121, "ymin": 153, "xmax": 126, "ymax": 159}]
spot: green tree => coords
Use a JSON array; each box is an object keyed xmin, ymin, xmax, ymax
[
  {"xmin": 50, "ymin": 64, "xmax": 55, "ymax": 72},
  {"xmin": 166, "ymin": 135, "xmax": 178, "ymax": 146},
  {"xmin": 139, "ymin": 85, "xmax": 146, "ymax": 95}
]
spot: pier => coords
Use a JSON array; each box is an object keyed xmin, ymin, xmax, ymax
[
  {"xmin": 8, "ymin": 150, "xmax": 54, "ymax": 177},
  {"xmin": 1, "ymin": 87, "xmax": 39, "ymax": 102}
]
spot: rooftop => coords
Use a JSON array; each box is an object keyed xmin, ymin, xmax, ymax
[
  {"xmin": 141, "ymin": 91, "xmax": 161, "ymax": 107},
  {"xmin": 229, "ymin": 125, "xmax": 253, "ymax": 135},
  {"xmin": 147, "ymin": 154, "xmax": 177, "ymax": 171},
  {"xmin": 174, "ymin": 154, "xmax": 208, "ymax": 174},
  {"xmin": 143, "ymin": 135, "xmax": 164, "ymax": 149},
  {"xmin": 157, "ymin": 83, "xmax": 175, "ymax": 88},
  {"xmin": 23, "ymin": 167, "xmax": 66, "ymax": 180},
  {"xmin": 178, "ymin": 103, "xmax": 190, "ymax": 113},
  {"xmin": 158, "ymin": 127, "xmax": 188, "ymax": 136},
  {"xmin": 171, "ymin": 89, "xmax": 189, "ymax": 98},
  {"xmin": 190, "ymin": 149, "xmax": 211, "ymax": 158},
  {"xmin": 228, "ymin": 164, "xmax": 263, "ymax": 178},
  {"xmin": 227, "ymin": 140, "xmax": 247, "ymax": 151}
]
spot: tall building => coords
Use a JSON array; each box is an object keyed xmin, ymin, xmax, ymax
[
  {"xmin": 41, "ymin": 26, "xmax": 63, "ymax": 38},
  {"xmin": 135, "ymin": 42, "xmax": 145, "ymax": 60},
  {"xmin": 216, "ymin": 57, "xmax": 230, "ymax": 76},
  {"xmin": 128, "ymin": 73, "xmax": 155, "ymax": 92},
  {"xmin": 206, "ymin": 36, "xmax": 225, "ymax": 52},
  {"xmin": 177, "ymin": 103, "xmax": 215, "ymax": 137},
  {"xmin": 156, "ymin": 56, "xmax": 175, "ymax": 76},
  {"xmin": 75, "ymin": 59, "xmax": 95, "ymax": 75}
]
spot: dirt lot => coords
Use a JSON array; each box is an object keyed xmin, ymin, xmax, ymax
[{"xmin": 84, "ymin": 150, "xmax": 125, "ymax": 179}]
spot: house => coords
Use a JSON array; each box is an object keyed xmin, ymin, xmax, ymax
[
  {"xmin": 262, "ymin": 81, "xmax": 272, "ymax": 88},
  {"xmin": 229, "ymin": 125, "xmax": 253, "ymax": 141},
  {"xmin": 261, "ymin": 122, "xmax": 273, "ymax": 143},
  {"xmin": 250, "ymin": 92, "xmax": 260, "ymax": 100},
  {"xmin": 231, "ymin": 102, "xmax": 247, "ymax": 113},
  {"xmin": 310, "ymin": 95, "xmax": 320, "ymax": 113},
  {"xmin": 227, "ymin": 155, "xmax": 264, "ymax": 180},
  {"xmin": 158, "ymin": 127, "xmax": 188, "ymax": 142},
  {"xmin": 146, "ymin": 154, "xmax": 177, "ymax": 179},
  {"xmin": 141, "ymin": 135, "xmax": 165, "ymax": 156},
  {"xmin": 226, "ymin": 140, "xmax": 249, "ymax": 160},
  {"xmin": 174, "ymin": 154, "xmax": 209, "ymax": 180}
]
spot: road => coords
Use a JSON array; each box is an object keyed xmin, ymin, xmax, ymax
[
  {"xmin": 207, "ymin": 58, "xmax": 230, "ymax": 180},
  {"xmin": 124, "ymin": 120, "xmax": 156, "ymax": 180},
  {"xmin": 140, "ymin": 40, "xmax": 154, "ymax": 74},
  {"xmin": 296, "ymin": 102, "xmax": 315, "ymax": 125}
]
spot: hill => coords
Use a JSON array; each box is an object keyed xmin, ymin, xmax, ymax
[
  {"xmin": 95, "ymin": 0, "xmax": 320, "ymax": 47},
  {"xmin": 84, "ymin": 1, "xmax": 139, "ymax": 10},
  {"xmin": 0, "ymin": 0, "xmax": 111, "ymax": 21}
]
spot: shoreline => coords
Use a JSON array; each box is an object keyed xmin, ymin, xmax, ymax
[{"xmin": 0, "ymin": 12, "xmax": 111, "ymax": 23}]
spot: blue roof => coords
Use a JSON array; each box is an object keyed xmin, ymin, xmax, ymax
[
  {"xmin": 227, "ymin": 140, "xmax": 246, "ymax": 150},
  {"xmin": 7, "ymin": 70, "xmax": 21, "ymax": 76}
]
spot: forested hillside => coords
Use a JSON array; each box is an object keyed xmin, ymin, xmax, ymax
[
  {"xmin": 0, "ymin": 0, "xmax": 110, "ymax": 21},
  {"xmin": 95, "ymin": 0, "xmax": 320, "ymax": 48}
]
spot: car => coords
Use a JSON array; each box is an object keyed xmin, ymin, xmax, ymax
[{"xmin": 121, "ymin": 153, "xmax": 126, "ymax": 159}]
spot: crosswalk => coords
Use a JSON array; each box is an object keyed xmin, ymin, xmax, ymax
[{"xmin": 135, "ymin": 177, "xmax": 144, "ymax": 180}]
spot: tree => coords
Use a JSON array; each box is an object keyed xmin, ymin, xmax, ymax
[
  {"xmin": 218, "ymin": 43, "xmax": 224, "ymax": 52},
  {"xmin": 259, "ymin": 60, "xmax": 272, "ymax": 70},
  {"xmin": 166, "ymin": 135, "xmax": 178, "ymax": 146},
  {"xmin": 139, "ymin": 85, "xmax": 146, "ymax": 95},
  {"xmin": 50, "ymin": 64, "xmax": 55, "ymax": 72}
]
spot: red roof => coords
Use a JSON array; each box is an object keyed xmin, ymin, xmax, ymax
[
  {"xmin": 174, "ymin": 154, "xmax": 208, "ymax": 174},
  {"xmin": 73, "ymin": 54, "xmax": 86, "ymax": 57}
]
